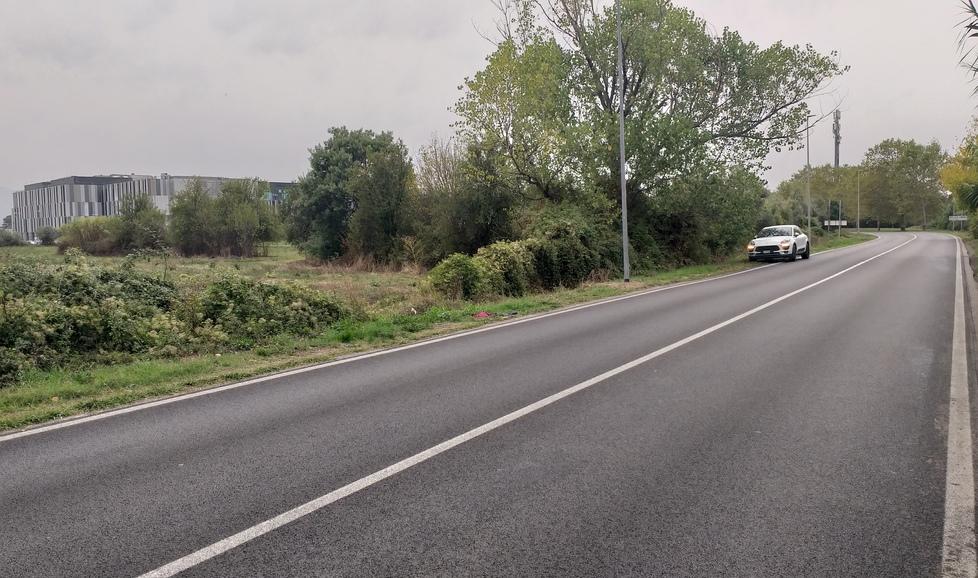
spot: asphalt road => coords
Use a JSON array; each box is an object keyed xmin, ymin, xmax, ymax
[{"xmin": 0, "ymin": 232, "xmax": 971, "ymax": 577}]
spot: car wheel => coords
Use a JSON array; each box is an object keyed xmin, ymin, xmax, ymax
[
  {"xmin": 787, "ymin": 245, "xmax": 797, "ymax": 262},
  {"xmin": 748, "ymin": 256, "xmax": 756, "ymax": 262},
  {"xmin": 802, "ymin": 243, "xmax": 810, "ymax": 259}
]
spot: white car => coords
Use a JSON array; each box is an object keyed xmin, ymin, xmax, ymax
[{"xmin": 747, "ymin": 225, "xmax": 810, "ymax": 262}]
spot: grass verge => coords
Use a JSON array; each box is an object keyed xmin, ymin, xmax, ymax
[{"xmin": 0, "ymin": 233, "xmax": 875, "ymax": 432}]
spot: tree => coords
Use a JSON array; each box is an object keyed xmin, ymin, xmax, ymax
[
  {"xmin": 118, "ymin": 193, "xmax": 167, "ymax": 251},
  {"xmin": 37, "ymin": 226, "xmax": 59, "ymax": 246},
  {"xmin": 346, "ymin": 142, "xmax": 416, "ymax": 263},
  {"xmin": 413, "ymin": 138, "xmax": 519, "ymax": 265},
  {"xmin": 643, "ymin": 167, "xmax": 766, "ymax": 265},
  {"xmin": 169, "ymin": 177, "xmax": 219, "ymax": 256},
  {"xmin": 941, "ymin": 119, "xmax": 978, "ymax": 211},
  {"xmin": 2, "ymin": 215, "xmax": 10, "ymax": 230},
  {"xmin": 767, "ymin": 164, "xmax": 864, "ymax": 229},
  {"xmin": 169, "ymin": 177, "xmax": 281, "ymax": 257},
  {"xmin": 961, "ymin": 1, "xmax": 978, "ymax": 85},
  {"xmin": 454, "ymin": 0, "xmax": 845, "ymax": 265},
  {"xmin": 215, "ymin": 179, "xmax": 281, "ymax": 258},
  {"xmin": 457, "ymin": 1, "xmax": 843, "ymax": 197},
  {"xmin": 283, "ymin": 127, "xmax": 400, "ymax": 260},
  {"xmin": 0, "ymin": 229, "xmax": 24, "ymax": 247},
  {"xmin": 863, "ymin": 139, "xmax": 946, "ymax": 230}
]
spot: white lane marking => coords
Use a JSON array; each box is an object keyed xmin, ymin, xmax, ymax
[
  {"xmin": 138, "ymin": 235, "xmax": 915, "ymax": 578},
  {"xmin": 0, "ymin": 233, "xmax": 883, "ymax": 444},
  {"xmin": 942, "ymin": 238, "xmax": 977, "ymax": 577}
]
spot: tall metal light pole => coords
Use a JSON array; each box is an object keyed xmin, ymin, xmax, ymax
[
  {"xmin": 806, "ymin": 114, "xmax": 815, "ymax": 236},
  {"xmin": 616, "ymin": 0, "xmax": 630, "ymax": 282},
  {"xmin": 856, "ymin": 170, "xmax": 860, "ymax": 233}
]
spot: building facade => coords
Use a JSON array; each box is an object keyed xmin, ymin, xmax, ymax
[{"xmin": 12, "ymin": 174, "xmax": 291, "ymax": 240}]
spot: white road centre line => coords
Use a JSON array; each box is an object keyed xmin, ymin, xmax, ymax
[
  {"xmin": 138, "ymin": 235, "xmax": 914, "ymax": 578},
  {"xmin": 0, "ymin": 234, "xmax": 876, "ymax": 444},
  {"xmin": 942, "ymin": 238, "xmax": 977, "ymax": 578}
]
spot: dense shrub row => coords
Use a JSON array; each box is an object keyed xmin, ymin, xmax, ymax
[
  {"xmin": 429, "ymin": 232, "xmax": 600, "ymax": 300},
  {"xmin": 0, "ymin": 255, "xmax": 347, "ymax": 385}
]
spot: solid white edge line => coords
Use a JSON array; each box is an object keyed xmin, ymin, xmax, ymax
[
  {"xmin": 0, "ymin": 233, "xmax": 882, "ymax": 444},
  {"xmin": 942, "ymin": 238, "xmax": 977, "ymax": 577},
  {"xmin": 137, "ymin": 234, "xmax": 913, "ymax": 578}
]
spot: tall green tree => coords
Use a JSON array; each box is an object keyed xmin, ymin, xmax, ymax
[
  {"xmin": 413, "ymin": 138, "xmax": 519, "ymax": 265},
  {"xmin": 863, "ymin": 139, "xmax": 946, "ymax": 230},
  {"xmin": 454, "ymin": 0, "xmax": 844, "ymax": 265},
  {"xmin": 215, "ymin": 179, "xmax": 280, "ymax": 257},
  {"xmin": 118, "ymin": 193, "xmax": 166, "ymax": 251},
  {"xmin": 283, "ymin": 128, "xmax": 400, "ymax": 260},
  {"xmin": 169, "ymin": 177, "xmax": 218, "ymax": 256},
  {"xmin": 456, "ymin": 0, "xmax": 843, "ymax": 199},
  {"xmin": 346, "ymin": 143, "xmax": 416, "ymax": 263}
]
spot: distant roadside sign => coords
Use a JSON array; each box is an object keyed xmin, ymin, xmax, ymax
[
  {"xmin": 823, "ymin": 220, "xmax": 848, "ymax": 227},
  {"xmin": 950, "ymin": 215, "xmax": 969, "ymax": 222}
]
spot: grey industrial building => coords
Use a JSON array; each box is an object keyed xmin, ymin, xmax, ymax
[{"xmin": 11, "ymin": 174, "xmax": 291, "ymax": 241}]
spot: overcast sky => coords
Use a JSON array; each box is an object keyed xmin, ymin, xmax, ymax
[{"xmin": 1, "ymin": 0, "xmax": 976, "ymax": 218}]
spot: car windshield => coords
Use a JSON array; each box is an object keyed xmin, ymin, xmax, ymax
[{"xmin": 757, "ymin": 227, "xmax": 793, "ymax": 238}]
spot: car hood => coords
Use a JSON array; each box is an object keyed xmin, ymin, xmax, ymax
[{"xmin": 751, "ymin": 235, "xmax": 793, "ymax": 247}]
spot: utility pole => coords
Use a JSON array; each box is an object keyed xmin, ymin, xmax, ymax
[
  {"xmin": 616, "ymin": 0, "xmax": 630, "ymax": 282},
  {"xmin": 833, "ymin": 110, "xmax": 842, "ymax": 169},
  {"xmin": 806, "ymin": 114, "xmax": 815, "ymax": 236},
  {"xmin": 856, "ymin": 170, "xmax": 860, "ymax": 233},
  {"xmin": 833, "ymin": 111, "xmax": 841, "ymax": 237}
]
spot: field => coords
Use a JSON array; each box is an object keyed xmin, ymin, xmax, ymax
[{"xmin": 0, "ymin": 233, "xmax": 874, "ymax": 431}]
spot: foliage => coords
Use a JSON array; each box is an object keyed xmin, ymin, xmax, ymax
[
  {"xmin": 284, "ymin": 127, "xmax": 401, "ymax": 260},
  {"xmin": 960, "ymin": 1, "xmax": 978, "ymax": 87},
  {"xmin": 863, "ymin": 139, "xmax": 946, "ymax": 230},
  {"xmin": 169, "ymin": 178, "xmax": 282, "ymax": 257},
  {"xmin": 118, "ymin": 193, "xmax": 167, "ymax": 252},
  {"xmin": 57, "ymin": 217, "xmax": 122, "ymax": 255},
  {"xmin": 56, "ymin": 193, "xmax": 167, "ymax": 256},
  {"xmin": 0, "ymin": 229, "xmax": 25, "ymax": 247},
  {"xmin": 454, "ymin": 0, "xmax": 844, "ymax": 263},
  {"xmin": 475, "ymin": 240, "xmax": 536, "ymax": 296},
  {"xmin": 527, "ymin": 202, "xmax": 608, "ymax": 281},
  {"xmin": 428, "ymin": 253, "xmax": 487, "ymax": 300},
  {"xmin": 37, "ymin": 227, "xmax": 59, "ymax": 246},
  {"xmin": 169, "ymin": 177, "xmax": 219, "ymax": 256},
  {"xmin": 427, "ymin": 209, "xmax": 607, "ymax": 299},
  {"xmin": 0, "ymin": 255, "xmax": 347, "ymax": 385},
  {"xmin": 346, "ymin": 141, "xmax": 417, "ymax": 263},
  {"xmin": 641, "ymin": 168, "xmax": 766, "ymax": 265},
  {"xmin": 942, "ymin": 120, "xmax": 978, "ymax": 213},
  {"xmin": 200, "ymin": 274, "xmax": 346, "ymax": 343},
  {"xmin": 215, "ymin": 179, "xmax": 282, "ymax": 257},
  {"xmin": 414, "ymin": 138, "xmax": 519, "ymax": 265}
]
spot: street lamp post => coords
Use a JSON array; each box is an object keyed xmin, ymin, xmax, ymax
[
  {"xmin": 616, "ymin": 0, "xmax": 630, "ymax": 282},
  {"xmin": 806, "ymin": 114, "xmax": 815, "ymax": 237}
]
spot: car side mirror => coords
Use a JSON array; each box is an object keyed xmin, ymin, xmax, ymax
[{"xmin": 794, "ymin": 232, "xmax": 800, "ymax": 237}]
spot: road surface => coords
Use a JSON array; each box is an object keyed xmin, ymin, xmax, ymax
[{"xmin": 1, "ymin": 232, "xmax": 973, "ymax": 577}]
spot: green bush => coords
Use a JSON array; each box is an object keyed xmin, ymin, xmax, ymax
[
  {"xmin": 475, "ymin": 241, "xmax": 535, "ymax": 296},
  {"xmin": 0, "ymin": 258, "xmax": 348, "ymax": 383},
  {"xmin": 57, "ymin": 217, "xmax": 123, "ymax": 255},
  {"xmin": 200, "ymin": 274, "xmax": 346, "ymax": 343},
  {"xmin": 0, "ymin": 229, "xmax": 25, "ymax": 247},
  {"xmin": 428, "ymin": 253, "xmax": 487, "ymax": 300},
  {"xmin": 37, "ymin": 226, "xmax": 59, "ymax": 246},
  {"xmin": 0, "ymin": 258, "xmax": 177, "ymax": 311},
  {"xmin": 0, "ymin": 347, "xmax": 27, "ymax": 386}
]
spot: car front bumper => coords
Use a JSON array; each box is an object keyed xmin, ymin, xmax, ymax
[{"xmin": 748, "ymin": 247, "xmax": 791, "ymax": 259}]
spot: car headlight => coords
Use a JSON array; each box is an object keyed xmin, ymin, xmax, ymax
[
  {"xmin": 747, "ymin": 241, "xmax": 756, "ymax": 251},
  {"xmin": 778, "ymin": 239, "xmax": 792, "ymax": 250}
]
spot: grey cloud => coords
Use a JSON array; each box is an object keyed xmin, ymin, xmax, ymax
[{"xmin": 0, "ymin": 0, "xmax": 973, "ymax": 212}]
